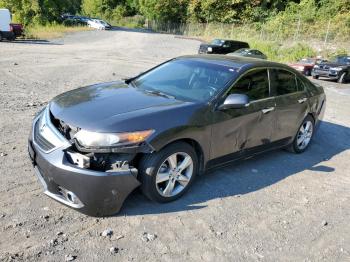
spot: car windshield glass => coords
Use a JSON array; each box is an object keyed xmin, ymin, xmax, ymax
[
  {"xmin": 211, "ymin": 39, "xmax": 224, "ymax": 46},
  {"xmin": 299, "ymin": 58, "xmax": 314, "ymax": 64},
  {"xmin": 132, "ymin": 59, "xmax": 238, "ymax": 102},
  {"xmin": 234, "ymin": 49, "xmax": 248, "ymax": 54},
  {"xmin": 330, "ymin": 56, "xmax": 350, "ymax": 64}
]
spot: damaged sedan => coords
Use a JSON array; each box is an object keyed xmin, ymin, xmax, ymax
[{"xmin": 28, "ymin": 55, "xmax": 326, "ymax": 216}]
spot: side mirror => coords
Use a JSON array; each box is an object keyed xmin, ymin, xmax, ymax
[{"xmin": 218, "ymin": 94, "xmax": 249, "ymax": 110}]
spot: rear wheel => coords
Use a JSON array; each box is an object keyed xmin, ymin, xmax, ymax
[
  {"xmin": 312, "ymin": 75, "xmax": 319, "ymax": 79},
  {"xmin": 305, "ymin": 69, "xmax": 311, "ymax": 76},
  {"xmin": 139, "ymin": 142, "xmax": 198, "ymax": 203},
  {"xmin": 289, "ymin": 116, "xmax": 315, "ymax": 153},
  {"xmin": 338, "ymin": 72, "xmax": 347, "ymax": 84}
]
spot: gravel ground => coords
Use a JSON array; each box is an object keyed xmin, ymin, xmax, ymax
[{"xmin": 0, "ymin": 29, "xmax": 350, "ymax": 262}]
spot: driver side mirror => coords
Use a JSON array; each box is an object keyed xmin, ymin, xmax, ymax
[{"xmin": 218, "ymin": 94, "xmax": 249, "ymax": 110}]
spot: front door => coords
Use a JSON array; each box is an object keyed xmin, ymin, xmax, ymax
[{"xmin": 210, "ymin": 68, "xmax": 276, "ymax": 163}]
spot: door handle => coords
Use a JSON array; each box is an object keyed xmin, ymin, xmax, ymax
[
  {"xmin": 261, "ymin": 107, "xmax": 275, "ymax": 114},
  {"xmin": 298, "ymin": 98, "xmax": 307, "ymax": 104}
]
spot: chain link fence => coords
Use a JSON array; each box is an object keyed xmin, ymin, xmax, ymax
[{"xmin": 145, "ymin": 18, "xmax": 350, "ymax": 52}]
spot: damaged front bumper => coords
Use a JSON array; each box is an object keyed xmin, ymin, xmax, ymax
[{"xmin": 28, "ymin": 107, "xmax": 141, "ymax": 216}]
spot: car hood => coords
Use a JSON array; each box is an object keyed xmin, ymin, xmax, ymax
[{"xmin": 50, "ymin": 81, "xmax": 199, "ymax": 132}]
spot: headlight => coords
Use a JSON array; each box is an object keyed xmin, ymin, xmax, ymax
[
  {"xmin": 207, "ymin": 47, "xmax": 213, "ymax": 52},
  {"xmin": 74, "ymin": 129, "xmax": 154, "ymax": 148},
  {"xmin": 330, "ymin": 67, "xmax": 342, "ymax": 71}
]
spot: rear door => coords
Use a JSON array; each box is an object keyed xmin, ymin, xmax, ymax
[{"xmin": 269, "ymin": 68, "xmax": 309, "ymax": 142}]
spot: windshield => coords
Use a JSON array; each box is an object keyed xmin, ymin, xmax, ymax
[
  {"xmin": 210, "ymin": 39, "xmax": 225, "ymax": 46},
  {"xmin": 234, "ymin": 48, "xmax": 249, "ymax": 54},
  {"xmin": 330, "ymin": 56, "xmax": 350, "ymax": 64},
  {"xmin": 299, "ymin": 58, "xmax": 314, "ymax": 64},
  {"xmin": 132, "ymin": 59, "xmax": 238, "ymax": 102}
]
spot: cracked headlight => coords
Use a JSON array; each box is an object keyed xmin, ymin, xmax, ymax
[{"xmin": 74, "ymin": 129, "xmax": 154, "ymax": 148}]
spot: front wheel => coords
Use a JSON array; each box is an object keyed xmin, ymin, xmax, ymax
[
  {"xmin": 139, "ymin": 142, "xmax": 198, "ymax": 203},
  {"xmin": 337, "ymin": 72, "xmax": 347, "ymax": 84},
  {"xmin": 289, "ymin": 116, "xmax": 315, "ymax": 153},
  {"xmin": 312, "ymin": 75, "xmax": 319, "ymax": 79}
]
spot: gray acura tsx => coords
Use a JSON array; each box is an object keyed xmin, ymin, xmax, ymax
[{"xmin": 28, "ymin": 55, "xmax": 326, "ymax": 216}]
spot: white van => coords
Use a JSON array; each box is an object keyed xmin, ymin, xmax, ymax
[{"xmin": 0, "ymin": 8, "xmax": 15, "ymax": 41}]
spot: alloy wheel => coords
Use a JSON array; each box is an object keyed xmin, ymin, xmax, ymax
[
  {"xmin": 155, "ymin": 152, "xmax": 194, "ymax": 197},
  {"xmin": 296, "ymin": 120, "xmax": 313, "ymax": 150}
]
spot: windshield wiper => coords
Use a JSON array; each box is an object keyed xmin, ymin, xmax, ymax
[{"xmin": 144, "ymin": 89, "xmax": 175, "ymax": 99}]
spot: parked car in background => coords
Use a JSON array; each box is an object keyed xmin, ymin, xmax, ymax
[
  {"xmin": 28, "ymin": 55, "xmax": 325, "ymax": 216},
  {"xmin": 198, "ymin": 39, "xmax": 249, "ymax": 54},
  {"xmin": 87, "ymin": 19, "xmax": 111, "ymax": 30},
  {"xmin": 312, "ymin": 55, "xmax": 350, "ymax": 83},
  {"xmin": 0, "ymin": 8, "xmax": 15, "ymax": 41},
  {"xmin": 227, "ymin": 48, "xmax": 267, "ymax": 59},
  {"xmin": 288, "ymin": 58, "xmax": 326, "ymax": 76},
  {"xmin": 10, "ymin": 23, "xmax": 23, "ymax": 38},
  {"xmin": 63, "ymin": 16, "xmax": 89, "ymax": 26}
]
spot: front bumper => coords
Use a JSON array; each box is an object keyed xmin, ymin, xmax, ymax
[
  {"xmin": 312, "ymin": 69, "xmax": 341, "ymax": 80},
  {"xmin": 28, "ymin": 110, "xmax": 141, "ymax": 216}
]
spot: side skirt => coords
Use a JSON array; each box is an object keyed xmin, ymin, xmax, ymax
[{"xmin": 206, "ymin": 138, "xmax": 291, "ymax": 171}]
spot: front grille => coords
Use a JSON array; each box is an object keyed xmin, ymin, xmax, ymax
[{"xmin": 34, "ymin": 120, "xmax": 55, "ymax": 151}]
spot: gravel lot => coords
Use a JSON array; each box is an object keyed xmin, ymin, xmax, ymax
[{"xmin": 1, "ymin": 29, "xmax": 350, "ymax": 262}]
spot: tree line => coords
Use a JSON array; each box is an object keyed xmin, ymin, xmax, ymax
[{"xmin": 0, "ymin": 0, "xmax": 349, "ymax": 26}]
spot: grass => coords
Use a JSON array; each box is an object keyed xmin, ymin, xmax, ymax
[{"xmin": 25, "ymin": 24, "xmax": 92, "ymax": 39}]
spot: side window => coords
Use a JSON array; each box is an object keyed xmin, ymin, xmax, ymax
[
  {"xmin": 296, "ymin": 77, "xmax": 305, "ymax": 92},
  {"xmin": 229, "ymin": 69, "xmax": 270, "ymax": 101},
  {"xmin": 270, "ymin": 69, "xmax": 298, "ymax": 96}
]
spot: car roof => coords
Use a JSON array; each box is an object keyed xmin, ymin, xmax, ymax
[
  {"xmin": 212, "ymin": 39, "xmax": 248, "ymax": 44},
  {"xmin": 176, "ymin": 55, "xmax": 288, "ymax": 71}
]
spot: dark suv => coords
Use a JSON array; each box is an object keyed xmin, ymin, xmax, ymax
[
  {"xmin": 198, "ymin": 39, "xmax": 249, "ymax": 55},
  {"xmin": 312, "ymin": 55, "xmax": 350, "ymax": 83}
]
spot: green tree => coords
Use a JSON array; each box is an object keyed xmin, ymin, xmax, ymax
[{"xmin": 139, "ymin": 0, "xmax": 188, "ymax": 22}]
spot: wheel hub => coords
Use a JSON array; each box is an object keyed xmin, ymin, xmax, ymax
[{"xmin": 155, "ymin": 152, "xmax": 194, "ymax": 197}]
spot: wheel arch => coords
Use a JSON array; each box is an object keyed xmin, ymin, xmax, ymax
[{"xmin": 136, "ymin": 138, "xmax": 206, "ymax": 175}]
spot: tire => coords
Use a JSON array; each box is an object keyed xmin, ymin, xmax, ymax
[
  {"xmin": 337, "ymin": 72, "xmax": 347, "ymax": 84},
  {"xmin": 139, "ymin": 142, "xmax": 198, "ymax": 203},
  {"xmin": 288, "ymin": 115, "xmax": 315, "ymax": 154},
  {"xmin": 0, "ymin": 33, "xmax": 3, "ymax": 42},
  {"xmin": 312, "ymin": 75, "xmax": 319, "ymax": 79},
  {"xmin": 8, "ymin": 34, "xmax": 15, "ymax": 41},
  {"xmin": 305, "ymin": 69, "xmax": 311, "ymax": 76}
]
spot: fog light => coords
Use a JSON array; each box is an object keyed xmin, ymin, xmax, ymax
[{"xmin": 58, "ymin": 186, "xmax": 83, "ymax": 207}]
